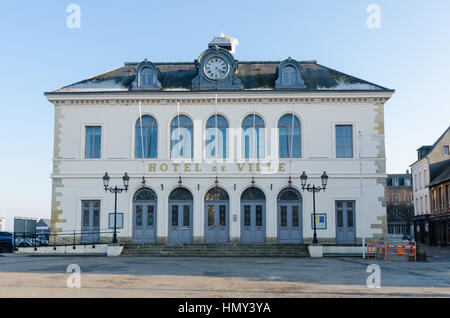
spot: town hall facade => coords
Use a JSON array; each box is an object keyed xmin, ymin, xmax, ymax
[{"xmin": 45, "ymin": 37, "xmax": 394, "ymax": 245}]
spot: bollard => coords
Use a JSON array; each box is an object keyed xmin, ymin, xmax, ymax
[{"xmin": 416, "ymin": 244, "xmax": 426, "ymax": 262}]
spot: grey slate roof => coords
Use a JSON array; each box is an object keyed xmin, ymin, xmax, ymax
[
  {"xmin": 429, "ymin": 161, "xmax": 450, "ymax": 186},
  {"xmin": 412, "ymin": 126, "xmax": 450, "ymax": 165},
  {"xmin": 53, "ymin": 61, "xmax": 392, "ymax": 92}
]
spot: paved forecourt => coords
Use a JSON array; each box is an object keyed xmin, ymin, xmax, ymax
[{"xmin": 0, "ymin": 255, "xmax": 449, "ymax": 297}]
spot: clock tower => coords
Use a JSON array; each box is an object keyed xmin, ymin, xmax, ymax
[{"xmin": 191, "ymin": 37, "xmax": 243, "ymax": 91}]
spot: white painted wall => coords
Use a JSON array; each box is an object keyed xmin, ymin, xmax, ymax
[
  {"xmin": 48, "ymin": 92, "xmax": 390, "ymax": 242},
  {"xmin": 411, "ymin": 158, "xmax": 430, "ymax": 216}
]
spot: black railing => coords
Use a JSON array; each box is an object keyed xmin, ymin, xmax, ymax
[{"xmin": 13, "ymin": 229, "xmax": 114, "ymax": 250}]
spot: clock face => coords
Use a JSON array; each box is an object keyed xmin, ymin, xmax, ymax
[{"xmin": 204, "ymin": 56, "xmax": 229, "ymax": 80}]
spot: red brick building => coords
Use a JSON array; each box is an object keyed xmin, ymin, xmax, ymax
[
  {"xmin": 428, "ymin": 164, "xmax": 450, "ymax": 246},
  {"xmin": 386, "ymin": 173, "xmax": 413, "ymax": 235}
]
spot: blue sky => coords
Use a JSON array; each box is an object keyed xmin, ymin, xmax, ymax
[{"xmin": 0, "ymin": 1, "xmax": 449, "ymax": 230}]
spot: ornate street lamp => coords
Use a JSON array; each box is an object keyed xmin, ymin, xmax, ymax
[
  {"xmin": 103, "ymin": 172, "xmax": 129, "ymax": 244},
  {"xmin": 300, "ymin": 171, "xmax": 328, "ymax": 244}
]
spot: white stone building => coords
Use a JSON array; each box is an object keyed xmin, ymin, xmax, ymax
[{"xmin": 45, "ymin": 38, "xmax": 394, "ymax": 245}]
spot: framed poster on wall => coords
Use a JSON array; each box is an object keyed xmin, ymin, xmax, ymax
[
  {"xmin": 311, "ymin": 213, "xmax": 327, "ymax": 230},
  {"xmin": 108, "ymin": 213, "xmax": 124, "ymax": 229}
]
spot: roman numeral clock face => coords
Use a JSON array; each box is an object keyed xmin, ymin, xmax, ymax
[{"xmin": 204, "ymin": 56, "xmax": 229, "ymax": 80}]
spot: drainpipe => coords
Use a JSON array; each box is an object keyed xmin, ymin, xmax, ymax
[{"xmin": 359, "ymin": 131, "xmax": 365, "ymax": 258}]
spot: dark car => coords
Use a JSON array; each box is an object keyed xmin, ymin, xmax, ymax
[
  {"xmin": 402, "ymin": 234, "xmax": 415, "ymax": 242},
  {"xmin": 0, "ymin": 232, "xmax": 14, "ymax": 253}
]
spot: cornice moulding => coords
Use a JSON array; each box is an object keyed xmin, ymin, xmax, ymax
[{"xmin": 46, "ymin": 91, "xmax": 393, "ymax": 106}]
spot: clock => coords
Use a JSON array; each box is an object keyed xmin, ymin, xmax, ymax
[{"xmin": 203, "ymin": 56, "xmax": 230, "ymax": 80}]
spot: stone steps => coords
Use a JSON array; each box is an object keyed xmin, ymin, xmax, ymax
[{"xmin": 121, "ymin": 243, "xmax": 310, "ymax": 257}]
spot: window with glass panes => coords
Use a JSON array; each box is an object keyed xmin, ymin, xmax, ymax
[
  {"xmin": 278, "ymin": 114, "xmax": 301, "ymax": 158},
  {"xmin": 206, "ymin": 114, "xmax": 228, "ymax": 158},
  {"xmin": 85, "ymin": 126, "xmax": 101, "ymax": 158},
  {"xmin": 282, "ymin": 66, "xmax": 296, "ymax": 86},
  {"xmin": 135, "ymin": 115, "xmax": 158, "ymax": 158},
  {"xmin": 242, "ymin": 114, "xmax": 265, "ymax": 158},
  {"xmin": 336, "ymin": 125, "xmax": 353, "ymax": 158}
]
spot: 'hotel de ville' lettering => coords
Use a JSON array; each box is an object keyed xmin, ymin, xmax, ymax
[{"xmin": 148, "ymin": 162, "xmax": 286, "ymax": 174}]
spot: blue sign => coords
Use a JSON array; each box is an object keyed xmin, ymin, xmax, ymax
[{"xmin": 311, "ymin": 213, "xmax": 327, "ymax": 230}]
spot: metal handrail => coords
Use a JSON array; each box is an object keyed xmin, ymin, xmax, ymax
[{"xmin": 13, "ymin": 229, "xmax": 114, "ymax": 249}]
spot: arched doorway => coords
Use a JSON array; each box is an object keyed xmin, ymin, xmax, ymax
[
  {"xmin": 132, "ymin": 187, "xmax": 157, "ymax": 243},
  {"xmin": 240, "ymin": 187, "xmax": 266, "ymax": 243},
  {"xmin": 204, "ymin": 187, "xmax": 230, "ymax": 243},
  {"xmin": 277, "ymin": 188, "xmax": 303, "ymax": 243},
  {"xmin": 168, "ymin": 187, "xmax": 193, "ymax": 243}
]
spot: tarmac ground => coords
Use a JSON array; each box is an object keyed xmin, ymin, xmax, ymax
[{"xmin": 0, "ymin": 247, "xmax": 449, "ymax": 298}]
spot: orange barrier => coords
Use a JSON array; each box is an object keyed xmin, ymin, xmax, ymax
[
  {"xmin": 366, "ymin": 239, "xmax": 378, "ymax": 258},
  {"xmin": 383, "ymin": 240, "xmax": 416, "ymax": 262},
  {"xmin": 366, "ymin": 240, "xmax": 416, "ymax": 262}
]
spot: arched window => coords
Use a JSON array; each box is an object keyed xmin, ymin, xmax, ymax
[
  {"xmin": 277, "ymin": 188, "xmax": 302, "ymax": 201},
  {"xmin": 169, "ymin": 187, "xmax": 193, "ymax": 201},
  {"xmin": 242, "ymin": 114, "xmax": 265, "ymax": 158},
  {"xmin": 135, "ymin": 115, "xmax": 158, "ymax": 158},
  {"xmin": 139, "ymin": 67, "xmax": 153, "ymax": 87},
  {"xmin": 282, "ymin": 66, "xmax": 296, "ymax": 86},
  {"xmin": 171, "ymin": 115, "xmax": 193, "ymax": 158},
  {"xmin": 133, "ymin": 187, "xmax": 157, "ymax": 201},
  {"xmin": 241, "ymin": 187, "xmax": 266, "ymax": 201},
  {"xmin": 278, "ymin": 114, "xmax": 301, "ymax": 158},
  {"xmin": 206, "ymin": 115, "xmax": 228, "ymax": 159},
  {"xmin": 205, "ymin": 187, "xmax": 229, "ymax": 201}
]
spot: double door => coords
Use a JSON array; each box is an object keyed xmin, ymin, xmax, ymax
[
  {"xmin": 168, "ymin": 201, "xmax": 193, "ymax": 243},
  {"xmin": 336, "ymin": 201, "xmax": 356, "ymax": 244},
  {"xmin": 133, "ymin": 202, "xmax": 157, "ymax": 243},
  {"xmin": 241, "ymin": 201, "xmax": 266, "ymax": 243},
  {"xmin": 205, "ymin": 202, "xmax": 229, "ymax": 243},
  {"xmin": 81, "ymin": 200, "xmax": 100, "ymax": 244},
  {"xmin": 278, "ymin": 203, "xmax": 302, "ymax": 243}
]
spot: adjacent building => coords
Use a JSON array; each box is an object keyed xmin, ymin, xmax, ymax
[
  {"xmin": 36, "ymin": 218, "xmax": 51, "ymax": 239},
  {"xmin": 386, "ymin": 172, "xmax": 413, "ymax": 235},
  {"xmin": 411, "ymin": 126, "xmax": 450, "ymax": 245},
  {"xmin": 428, "ymin": 164, "xmax": 450, "ymax": 246},
  {"xmin": 44, "ymin": 37, "xmax": 394, "ymax": 245}
]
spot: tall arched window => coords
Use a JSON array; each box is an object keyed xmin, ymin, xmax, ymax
[
  {"xmin": 135, "ymin": 115, "xmax": 158, "ymax": 158},
  {"xmin": 206, "ymin": 115, "xmax": 228, "ymax": 158},
  {"xmin": 278, "ymin": 114, "xmax": 301, "ymax": 158},
  {"xmin": 282, "ymin": 66, "xmax": 296, "ymax": 86},
  {"xmin": 139, "ymin": 67, "xmax": 153, "ymax": 87},
  {"xmin": 242, "ymin": 114, "xmax": 265, "ymax": 158},
  {"xmin": 171, "ymin": 115, "xmax": 193, "ymax": 158}
]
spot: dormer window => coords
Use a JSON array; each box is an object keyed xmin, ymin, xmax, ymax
[
  {"xmin": 139, "ymin": 67, "xmax": 153, "ymax": 87},
  {"xmin": 131, "ymin": 60, "xmax": 161, "ymax": 90},
  {"xmin": 275, "ymin": 58, "xmax": 306, "ymax": 89}
]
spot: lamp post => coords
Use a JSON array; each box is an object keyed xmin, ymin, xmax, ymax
[
  {"xmin": 300, "ymin": 171, "xmax": 328, "ymax": 244},
  {"xmin": 103, "ymin": 172, "xmax": 129, "ymax": 244}
]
